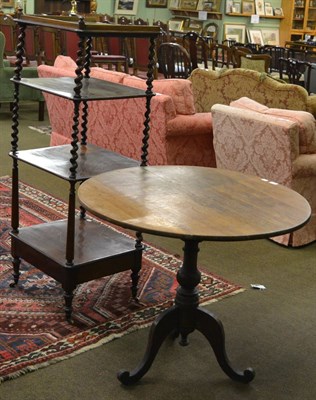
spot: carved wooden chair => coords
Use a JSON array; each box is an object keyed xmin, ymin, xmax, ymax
[
  {"xmin": 234, "ymin": 51, "xmax": 271, "ymax": 73},
  {"xmin": 209, "ymin": 43, "xmax": 233, "ymax": 70},
  {"xmin": 0, "ymin": 14, "xmax": 17, "ymax": 58},
  {"xmin": 260, "ymin": 45, "xmax": 288, "ymax": 73},
  {"xmin": 182, "ymin": 31, "xmax": 209, "ymax": 70},
  {"xmin": 38, "ymin": 26, "xmax": 61, "ymax": 65},
  {"xmin": 157, "ymin": 42, "xmax": 191, "ymax": 79},
  {"xmin": 279, "ymin": 57, "xmax": 313, "ymax": 94},
  {"xmin": 231, "ymin": 45, "xmax": 252, "ymax": 68}
]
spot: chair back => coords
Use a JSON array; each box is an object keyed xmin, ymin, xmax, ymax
[
  {"xmin": 209, "ymin": 43, "xmax": 233, "ymax": 70},
  {"xmin": 234, "ymin": 51, "xmax": 271, "ymax": 73},
  {"xmin": 279, "ymin": 57, "xmax": 312, "ymax": 94},
  {"xmin": 157, "ymin": 42, "xmax": 191, "ymax": 79},
  {"xmin": 182, "ymin": 31, "xmax": 209, "ymax": 69},
  {"xmin": 0, "ymin": 31, "xmax": 7, "ymax": 68},
  {"xmin": 261, "ymin": 45, "xmax": 288, "ymax": 72},
  {"xmin": 39, "ymin": 26, "xmax": 61, "ymax": 65},
  {"xmin": 0, "ymin": 14, "xmax": 17, "ymax": 57},
  {"xmin": 231, "ymin": 46, "xmax": 251, "ymax": 67}
]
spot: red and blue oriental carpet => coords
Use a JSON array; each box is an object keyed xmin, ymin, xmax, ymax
[{"xmin": 0, "ymin": 176, "xmax": 244, "ymax": 383}]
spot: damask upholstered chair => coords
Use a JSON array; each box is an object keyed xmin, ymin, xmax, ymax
[{"xmin": 211, "ymin": 100, "xmax": 316, "ymax": 247}]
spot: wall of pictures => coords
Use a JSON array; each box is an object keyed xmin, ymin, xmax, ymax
[{"xmin": 19, "ymin": 0, "xmax": 283, "ymax": 45}]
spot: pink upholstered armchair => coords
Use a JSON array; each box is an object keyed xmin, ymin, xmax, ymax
[{"xmin": 211, "ymin": 100, "xmax": 316, "ymax": 247}]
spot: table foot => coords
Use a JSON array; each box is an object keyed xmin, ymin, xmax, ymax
[
  {"xmin": 117, "ymin": 306, "xmax": 178, "ymax": 386},
  {"xmin": 195, "ymin": 307, "xmax": 255, "ymax": 383}
]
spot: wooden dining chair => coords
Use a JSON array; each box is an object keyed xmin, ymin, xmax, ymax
[
  {"xmin": 231, "ymin": 45, "xmax": 252, "ymax": 68},
  {"xmin": 0, "ymin": 14, "xmax": 17, "ymax": 58},
  {"xmin": 182, "ymin": 31, "xmax": 209, "ymax": 70},
  {"xmin": 234, "ymin": 51, "xmax": 271, "ymax": 73},
  {"xmin": 279, "ymin": 57, "xmax": 313, "ymax": 94},
  {"xmin": 209, "ymin": 43, "xmax": 233, "ymax": 70},
  {"xmin": 260, "ymin": 45, "xmax": 288, "ymax": 72},
  {"xmin": 157, "ymin": 42, "xmax": 191, "ymax": 79}
]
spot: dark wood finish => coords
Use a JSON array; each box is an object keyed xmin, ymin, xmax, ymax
[
  {"xmin": 233, "ymin": 52, "xmax": 271, "ymax": 73},
  {"xmin": 78, "ymin": 166, "xmax": 311, "ymax": 384},
  {"xmin": 209, "ymin": 43, "xmax": 233, "ymax": 69},
  {"xmin": 182, "ymin": 31, "xmax": 209, "ymax": 70},
  {"xmin": 9, "ymin": 144, "xmax": 139, "ymax": 180},
  {"xmin": 279, "ymin": 57, "xmax": 313, "ymax": 94},
  {"xmin": 10, "ymin": 15, "xmax": 160, "ymax": 321},
  {"xmin": 157, "ymin": 42, "xmax": 191, "ymax": 79}
]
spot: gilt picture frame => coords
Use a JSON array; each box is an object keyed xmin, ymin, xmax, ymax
[
  {"xmin": 255, "ymin": 0, "xmax": 265, "ymax": 15},
  {"xmin": 242, "ymin": 1, "xmax": 255, "ymax": 14},
  {"xmin": 146, "ymin": 0, "xmax": 168, "ymax": 7},
  {"xmin": 1, "ymin": 0, "xmax": 15, "ymax": 7},
  {"xmin": 248, "ymin": 28, "xmax": 264, "ymax": 45},
  {"xmin": 114, "ymin": 0, "xmax": 139, "ymax": 15},
  {"xmin": 261, "ymin": 28, "xmax": 280, "ymax": 46},
  {"xmin": 224, "ymin": 24, "xmax": 246, "ymax": 43}
]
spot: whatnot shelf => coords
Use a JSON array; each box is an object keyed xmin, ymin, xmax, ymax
[
  {"xmin": 9, "ymin": 14, "xmax": 160, "ymax": 321},
  {"xmin": 170, "ymin": 8, "xmax": 222, "ymax": 20},
  {"xmin": 226, "ymin": 12, "xmax": 284, "ymax": 19}
]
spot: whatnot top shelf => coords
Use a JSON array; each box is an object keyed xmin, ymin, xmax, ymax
[{"xmin": 11, "ymin": 77, "xmax": 149, "ymax": 101}]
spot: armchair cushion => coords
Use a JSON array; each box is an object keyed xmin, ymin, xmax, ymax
[{"xmin": 230, "ymin": 97, "xmax": 316, "ymax": 154}]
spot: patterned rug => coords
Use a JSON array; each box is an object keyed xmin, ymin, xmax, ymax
[{"xmin": 0, "ymin": 176, "xmax": 244, "ymax": 384}]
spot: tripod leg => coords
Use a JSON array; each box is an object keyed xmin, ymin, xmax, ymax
[
  {"xmin": 195, "ymin": 307, "xmax": 255, "ymax": 383},
  {"xmin": 118, "ymin": 306, "xmax": 179, "ymax": 385}
]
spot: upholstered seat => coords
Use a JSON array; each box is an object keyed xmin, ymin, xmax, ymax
[
  {"xmin": 0, "ymin": 31, "xmax": 45, "ymax": 120},
  {"xmin": 212, "ymin": 99, "xmax": 316, "ymax": 247}
]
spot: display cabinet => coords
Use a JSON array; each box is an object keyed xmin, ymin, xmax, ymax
[
  {"xmin": 280, "ymin": 0, "xmax": 316, "ymax": 44},
  {"xmin": 9, "ymin": 14, "xmax": 160, "ymax": 321}
]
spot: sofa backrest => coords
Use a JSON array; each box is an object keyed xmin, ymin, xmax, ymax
[
  {"xmin": 189, "ymin": 68, "xmax": 316, "ymax": 117},
  {"xmin": 211, "ymin": 103, "xmax": 300, "ymax": 187},
  {"xmin": 41, "ymin": 55, "xmax": 196, "ymax": 116}
]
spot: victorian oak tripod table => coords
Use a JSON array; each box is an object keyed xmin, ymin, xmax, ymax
[{"xmin": 78, "ymin": 166, "xmax": 311, "ymax": 385}]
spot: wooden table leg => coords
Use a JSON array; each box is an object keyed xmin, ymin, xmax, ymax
[{"xmin": 117, "ymin": 239, "xmax": 255, "ymax": 385}]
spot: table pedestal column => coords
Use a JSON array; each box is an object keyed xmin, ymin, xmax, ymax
[{"xmin": 117, "ymin": 240, "xmax": 255, "ymax": 385}]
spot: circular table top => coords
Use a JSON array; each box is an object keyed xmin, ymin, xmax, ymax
[{"xmin": 78, "ymin": 166, "xmax": 311, "ymax": 241}]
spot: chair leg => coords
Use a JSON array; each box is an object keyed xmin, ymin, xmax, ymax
[{"xmin": 38, "ymin": 100, "xmax": 45, "ymax": 121}]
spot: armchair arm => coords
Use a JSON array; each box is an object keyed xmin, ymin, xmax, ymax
[{"xmin": 211, "ymin": 104, "xmax": 300, "ymax": 187}]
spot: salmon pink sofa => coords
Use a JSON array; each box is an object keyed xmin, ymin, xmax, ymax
[
  {"xmin": 37, "ymin": 56, "xmax": 215, "ymax": 167},
  {"xmin": 212, "ymin": 99, "xmax": 316, "ymax": 247}
]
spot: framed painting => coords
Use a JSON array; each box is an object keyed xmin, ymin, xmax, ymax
[
  {"xmin": 264, "ymin": 4, "xmax": 273, "ymax": 16},
  {"xmin": 168, "ymin": 0, "xmax": 180, "ymax": 8},
  {"xmin": 114, "ymin": 0, "xmax": 139, "ymax": 15},
  {"xmin": 242, "ymin": 1, "xmax": 255, "ymax": 14},
  {"xmin": 248, "ymin": 29, "xmax": 264, "ymax": 45},
  {"xmin": 274, "ymin": 7, "xmax": 283, "ymax": 16},
  {"xmin": 232, "ymin": 1, "xmax": 241, "ymax": 13},
  {"xmin": 187, "ymin": 19, "xmax": 203, "ymax": 34},
  {"xmin": 168, "ymin": 19, "xmax": 185, "ymax": 31},
  {"xmin": 146, "ymin": 0, "xmax": 168, "ymax": 7},
  {"xmin": 2, "ymin": 0, "xmax": 15, "ymax": 6},
  {"xmin": 180, "ymin": 0, "xmax": 198, "ymax": 10},
  {"xmin": 226, "ymin": 0, "xmax": 233, "ymax": 13},
  {"xmin": 261, "ymin": 28, "xmax": 279, "ymax": 46},
  {"xmin": 255, "ymin": 0, "xmax": 265, "ymax": 15},
  {"xmin": 224, "ymin": 24, "xmax": 246, "ymax": 43}
]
